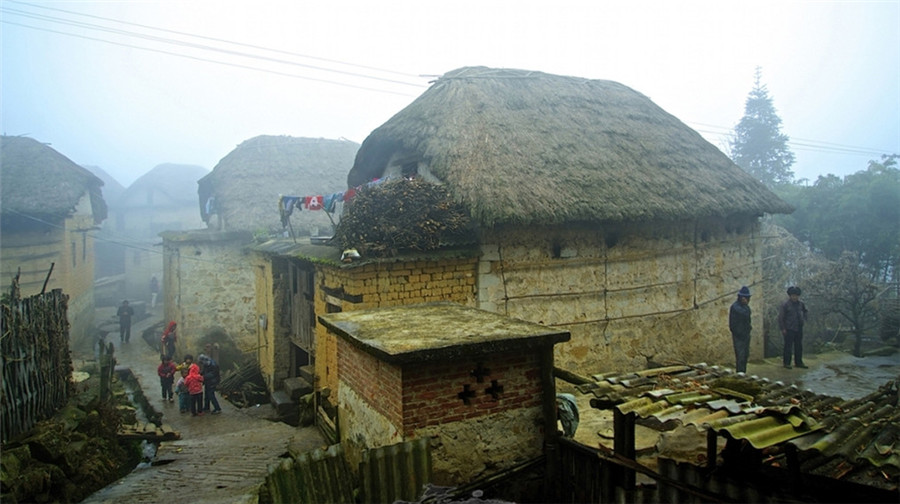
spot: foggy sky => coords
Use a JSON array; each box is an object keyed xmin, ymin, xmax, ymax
[{"xmin": 2, "ymin": 0, "xmax": 898, "ymax": 187}]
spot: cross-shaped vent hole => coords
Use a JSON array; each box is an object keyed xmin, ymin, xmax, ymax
[
  {"xmin": 470, "ymin": 362, "xmax": 491, "ymax": 383},
  {"xmin": 457, "ymin": 384, "xmax": 477, "ymax": 405},
  {"xmin": 485, "ymin": 380, "xmax": 504, "ymax": 400}
]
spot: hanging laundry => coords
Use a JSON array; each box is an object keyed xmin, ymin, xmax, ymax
[
  {"xmin": 279, "ymin": 196, "xmax": 302, "ymax": 228},
  {"xmin": 323, "ymin": 191, "xmax": 344, "ymax": 213},
  {"xmin": 305, "ymin": 195, "xmax": 324, "ymax": 211}
]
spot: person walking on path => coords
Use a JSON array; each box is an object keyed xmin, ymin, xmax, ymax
[
  {"xmin": 778, "ymin": 286, "xmax": 809, "ymax": 369},
  {"xmin": 199, "ymin": 354, "xmax": 223, "ymax": 414},
  {"xmin": 185, "ymin": 361, "xmax": 205, "ymax": 416},
  {"xmin": 157, "ymin": 355, "xmax": 177, "ymax": 402},
  {"xmin": 116, "ymin": 300, "xmax": 134, "ymax": 343},
  {"xmin": 175, "ymin": 367, "xmax": 190, "ymax": 413},
  {"xmin": 150, "ymin": 276, "xmax": 159, "ymax": 309},
  {"xmin": 161, "ymin": 321, "xmax": 177, "ymax": 361},
  {"xmin": 728, "ymin": 286, "xmax": 753, "ymax": 373}
]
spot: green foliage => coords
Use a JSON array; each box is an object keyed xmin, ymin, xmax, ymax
[
  {"xmin": 334, "ymin": 178, "xmax": 471, "ymax": 257},
  {"xmin": 730, "ymin": 68, "xmax": 795, "ymax": 188},
  {"xmin": 774, "ymin": 155, "xmax": 900, "ymax": 282}
]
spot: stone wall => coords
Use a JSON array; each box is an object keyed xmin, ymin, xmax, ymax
[
  {"xmin": 478, "ymin": 218, "xmax": 765, "ymax": 374},
  {"xmin": 161, "ymin": 231, "xmax": 256, "ymax": 357}
]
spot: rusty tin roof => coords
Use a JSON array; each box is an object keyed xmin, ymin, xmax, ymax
[{"xmin": 577, "ymin": 363, "xmax": 899, "ymax": 490}]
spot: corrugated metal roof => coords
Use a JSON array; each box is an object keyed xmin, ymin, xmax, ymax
[{"xmin": 575, "ymin": 363, "xmax": 899, "ymax": 490}]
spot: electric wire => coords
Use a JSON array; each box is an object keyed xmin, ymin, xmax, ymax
[
  {"xmin": 6, "ymin": 0, "xmax": 422, "ymax": 79},
  {"xmin": 1, "ymin": 20, "xmax": 420, "ymax": 97},
  {"xmin": 1, "ymin": 2, "xmax": 895, "ymax": 163},
  {"xmin": 1, "ymin": 6, "xmax": 426, "ymax": 89}
]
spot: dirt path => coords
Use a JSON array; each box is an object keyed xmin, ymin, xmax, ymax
[{"xmin": 81, "ymin": 310, "xmax": 327, "ymax": 504}]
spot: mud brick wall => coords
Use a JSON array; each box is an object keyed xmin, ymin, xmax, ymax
[{"xmin": 478, "ymin": 217, "xmax": 765, "ymax": 375}]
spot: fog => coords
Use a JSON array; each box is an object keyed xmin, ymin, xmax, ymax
[{"xmin": 2, "ymin": 0, "xmax": 898, "ymax": 187}]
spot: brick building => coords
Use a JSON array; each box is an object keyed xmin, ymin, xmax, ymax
[{"xmin": 318, "ymin": 302, "xmax": 569, "ymax": 485}]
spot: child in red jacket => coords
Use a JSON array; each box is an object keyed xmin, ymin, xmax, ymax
[
  {"xmin": 157, "ymin": 356, "xmax": 177, "ymax": 402},
  {"xmin": 184, "ymin": 362, "xmax": 205, "ymax": 416}
]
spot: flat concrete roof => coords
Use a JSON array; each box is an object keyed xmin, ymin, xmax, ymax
[{"xmin": 318, "ymin": 302, "xmax": 570, "ymax": 364}]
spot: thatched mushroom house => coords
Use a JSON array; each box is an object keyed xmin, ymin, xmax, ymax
[
  {"xmin": 198, "ymin": 135, "xmax": 359, "ymax": 236},
  {"xmin": 1, "ymin": 135, "xmax": 108, "ymax": 351},
  {"xmin": 162, "ymin": 136, "xmax": 358, "ymax": 358},
  {"xmin": 106, "ymin": 163, "xmax": 209, "ymax": 304},
  {"xmin": 344, "ymin": 66, "xmax": 792, "ymax": 374}
]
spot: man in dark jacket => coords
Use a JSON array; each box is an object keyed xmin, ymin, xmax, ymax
[
  {"xmin": 199, "ymin": 354, "xmax": 222, "ymax": 414},
  {"xmin": 778, "ymin": 286, "xmax": 809, "ymax": 369},
  {"xmin": 728, "ymin": 286, "xmax": 753, "ymax": 373},
  {"xmin": 117, "ymin": 300, "xmax": 134, "ymax": 343}
]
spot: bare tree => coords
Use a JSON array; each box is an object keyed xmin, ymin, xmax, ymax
[{"xmin": 810, "ymin": 251, "xmax": 881, "ymax": 357}]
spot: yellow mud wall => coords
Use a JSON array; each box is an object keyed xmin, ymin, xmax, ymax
[{"xmin": 478, "ymin": 219, "xmax": 765, "ymax": 375}]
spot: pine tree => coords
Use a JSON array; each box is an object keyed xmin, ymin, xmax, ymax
[{"xmin": 730, "ymin": 67, "xmax": 796, "ymax": 188}]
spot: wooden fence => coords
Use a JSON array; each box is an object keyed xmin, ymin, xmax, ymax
[{"xmin": 1, "ymin": 283, "xmax": 74, "ymax": 443}]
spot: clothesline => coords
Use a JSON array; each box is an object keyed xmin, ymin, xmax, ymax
[{"xmin": 278, "ymin": 176, "xmax": 391, "ymax": 229}]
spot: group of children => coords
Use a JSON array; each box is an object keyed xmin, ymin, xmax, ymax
[{"xmin": 157, "ymin": 352, "xmax": 222, "ymax": 416}]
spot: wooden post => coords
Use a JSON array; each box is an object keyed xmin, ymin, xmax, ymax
[
  {"xmin": 613, "ymin": 408, "xmax": 636, "ymax": 490},
  {"xmin": 707, "ymin": 428, "xmax": 718, "ymax": 470},
  {"xmin": 540, "ymin": 345, "xmax": 560, "ymax": 502}
]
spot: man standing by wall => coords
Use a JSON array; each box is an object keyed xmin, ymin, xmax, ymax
[
  {"xmin": 778, "ymin": 286, "xmax": 809, "ymax": 369},
  {"xmin": 728, "ymin": 286, "xmax": 753, "ymax": 373},
  {"xmin": 117, "ymin": 300, "xmax": 134, "ymax": 343}
]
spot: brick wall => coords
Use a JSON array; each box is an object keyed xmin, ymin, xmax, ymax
[
  {"xmin": 336, "ymin": 337, "xmax": 403, "ymax": 428},
  {"xmin": 401, "ymin": 349, "xmax": 542, "ymax": 436},
  {"xmin": 320, "ymin": 257, "xmax": 477, "ymax": 309},
  {"xmin": 335, "ymin": 333, "xmax": 549, "ymax": 485},
  {"xmin": 315, "ymin": 257, "xmax": 477, "ymax": 394}
]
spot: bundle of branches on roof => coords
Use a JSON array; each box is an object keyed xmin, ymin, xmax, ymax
[{"xmin": 334, "ymin": 177, "xmax": 470, "ymax": 257}]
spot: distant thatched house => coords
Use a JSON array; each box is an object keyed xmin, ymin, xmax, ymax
[
  {"xmin": 162, "ymin": 136, "xmax": 358, "ymax": 359},
  {"xmin": 0, "ymin": 136, "xmax": 108, "ymax": 352},
  {"xmin": 342, "ymin": 66, "xmax": 792, "ymax": 375},
  {"xmin": 100, "ymin": 163, "xmax": 209, "ymax": 306},
  {"xmin": 198, "ymin": 135, "xmax": 358, "ymax": 236}
]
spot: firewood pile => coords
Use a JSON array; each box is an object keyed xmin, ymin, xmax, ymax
[
  {"xmin": 219, "ymin": 358, "xmax": 269, "ymax": 407},
  {"xmin": 334, "ymin": 178, "xmax": 470, "ymax": 257}
]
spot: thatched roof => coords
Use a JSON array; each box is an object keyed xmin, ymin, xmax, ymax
[
  {"xmin": 116, "ymin": 163, "xmax": 209, "ymax": 209},
  {"xmin": 347, "ymin": 67, "xmax": 792, "ymax": 227},
  {"xmin": 1, "ymin": 135, "xmax": 107, "ymax": 223},
  {"xmin": 199, "ymin": 135, "xmax": 358, "ymax": 234}
]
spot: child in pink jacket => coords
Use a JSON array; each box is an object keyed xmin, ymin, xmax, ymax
[{"xmin": 184, "ymin": 363, "xmax": 204, "ymax": 416}]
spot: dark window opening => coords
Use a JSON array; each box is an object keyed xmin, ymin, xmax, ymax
[{"xmin": 605, "ymin": 232, "xmax": 619, "ymax": 249}]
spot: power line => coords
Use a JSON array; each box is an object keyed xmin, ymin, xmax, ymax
[
  {"xmin": 1, "ymin": 19, "xmax": 421, "ymax": 97},
  {"xmin": 1, "ymin": 5, "xmax": 426, "ymax": 89},
  {"xmin": 690, "ymin": 126, "xmax": 893, "ymax": 159},
  {"xmin": 3, "ymin": 2, "xmax": 894, "ymax": 159},
  {"xmin": 2, "ymin": 208, "xmax": 250, "ymax": 268},
  {"xmin": 7, "ymin": 0, "xmax": 422, "ymax": 80}
]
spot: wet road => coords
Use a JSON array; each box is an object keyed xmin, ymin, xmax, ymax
[
  {"xmin": 748, "ymin": 350, "xmax": 898, "ymax": 400},
  {"xmin": 81, "ymin": 309, "xmax": 327, "ymax": 504}
]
